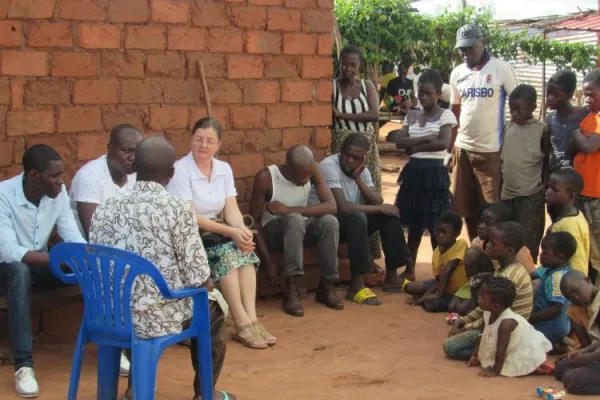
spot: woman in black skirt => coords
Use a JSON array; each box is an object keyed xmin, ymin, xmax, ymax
[{"xmin": 388, "ymin": 70, "xmax": 457, "ymax": 278}]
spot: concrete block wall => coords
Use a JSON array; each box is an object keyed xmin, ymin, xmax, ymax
[{"xmin": 0, "ymin": 0, "xmax": 335, "ymax": 211}]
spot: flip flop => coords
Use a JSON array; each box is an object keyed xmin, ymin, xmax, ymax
[
  {"xmin": 346, "ymin": 288, "xmax": 381, "ymax": 305},
  {"xmin": 382, "ymin": 278, "xmax": 410, "ymax": 292}
]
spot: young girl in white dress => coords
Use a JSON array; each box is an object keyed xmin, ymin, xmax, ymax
[{"xmin": 469, "ymin": 275, "xmax": 552, "ymax": 377}]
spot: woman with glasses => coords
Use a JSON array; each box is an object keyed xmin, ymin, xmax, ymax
[{"xmin": 168, "ymin": 117, "xmax": 276, "ymax": 350}]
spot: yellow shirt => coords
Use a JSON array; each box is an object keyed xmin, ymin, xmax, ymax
[
  {"xmin": 551, "ymin": 212, "xmax": 590, "ymax": 274},
  {"xmin": 380, "ymin": 72, "xmax": 397, "ymax": 89},
  {"xmin": 432, "ymin": 239, "xmax": 469, "ymax": 295}
]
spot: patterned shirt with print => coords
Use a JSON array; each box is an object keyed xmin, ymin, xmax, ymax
[{"xmin": 89, "ymin": 181, "xmax": 210, "ymax": 339}]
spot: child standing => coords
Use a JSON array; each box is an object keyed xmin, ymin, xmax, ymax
[
  {"xmin": 555, "ymin": 270, "xmax": 600, "ymax": 395},
  {"xmin": 470, "ymin": 276, "xmax": 552, "ymax": 377},
  {"xmin": 546, "ymin": 70, "xmax": 589, "ymax": 173},
  {"xmin": 471, "ymin": 203, "xmax": 536, "ymax": 273},
  {"xmin": 448, "ymin": 247, "xmax": 495, "ymax": 316},
  {"xmin": 546, "ymin": 168, "xmax": 590, "ymax": 275},
  {"xmin": 573, "ymin": 69, "xmax": 600, "ymax": 285},
  {"xmin": 443, "ymin": 222, "xmax": 534, "ymax": 361},
  {"xmin": 404, "ymin": 212, "xmax": 468, "ymax": 312},
  {"xmin": 390, "ymin": 69, "xmax": 458, "ymax": 269},
  {"xmin": 530, "ymin": 232, "xmax": 576, "ymax": 344},
  {"xmin": 500, "ymin": 84, "xmax": 550, "ymax": 263}
]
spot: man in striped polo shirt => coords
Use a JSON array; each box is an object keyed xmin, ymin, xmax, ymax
[
  {"xmin": 448, "ymin": 24, "xmax": 519, "ymax": 240},
  {"xmin": 443, "ymin": 222, "xmax": 533, "ymax": 360}
]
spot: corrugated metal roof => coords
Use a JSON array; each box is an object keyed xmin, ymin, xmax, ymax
[{"xmin": 552, "ymin": 13, "xmax": 600, "ymax": 32}]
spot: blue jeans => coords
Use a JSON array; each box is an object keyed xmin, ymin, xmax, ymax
[
  {"xmin": 0, "ymin": 262, "xmax": 65, "ymax": 370},
  {"xmin": 442, "ymin": 329, "xmax": 482, "ymax": 360}
]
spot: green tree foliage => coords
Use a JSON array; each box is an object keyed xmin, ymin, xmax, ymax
[{"xmin": 334, "ymin": 0, "xmax": 599, "ymax": 80}]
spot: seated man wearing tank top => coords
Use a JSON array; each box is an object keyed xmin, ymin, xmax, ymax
[
  {"xmin": 250, "ymin": 145, "xmax": 342, "ymax": 317},
  {"xmin": 309, "ymin": 133, "xmax": 412, "ymax": 305}
]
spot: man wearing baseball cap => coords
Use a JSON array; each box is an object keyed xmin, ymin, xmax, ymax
[{"xmin": 447, "ymin": 24, "xmax": 519, "ymax": 240}]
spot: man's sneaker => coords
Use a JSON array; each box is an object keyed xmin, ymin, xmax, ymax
[
  {"xmin": 15, "ymin": 367, "xmax": 39, "ymax": 398},
  {"xmin": 119, "ymin": 353, "xmax": 130, "ymax": 377}
]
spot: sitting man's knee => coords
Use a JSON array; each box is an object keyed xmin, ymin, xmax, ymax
[
  {"xmin": 320, "ymin": 214, "xmax": 339, "ymax": 231},
  {"xmin": 343, "ymin": 210, "xmax": 368, "ymax": 226},
  {"xmin": 6, "ymin": 262, "xmax": 32, "ymax": 287},
  {"xmin": 283, "ymin": 213, "xmax": 306, "ymax": 230}
]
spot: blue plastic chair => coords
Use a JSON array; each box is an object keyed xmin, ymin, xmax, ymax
[{"xmin": 49, "ymin": 242, "xmax": 213, "ymax": 400}]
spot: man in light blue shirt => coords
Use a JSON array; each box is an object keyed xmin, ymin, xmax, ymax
[{"xmin": 0, "ymin": 144, "xmax": 86, "ymax": 398}]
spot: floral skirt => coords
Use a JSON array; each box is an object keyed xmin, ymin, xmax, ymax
[{"xmin": 204, "ymin": 241, "xmax": 260, "ymax": 282}]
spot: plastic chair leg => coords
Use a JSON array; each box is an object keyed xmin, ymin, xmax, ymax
[
  {"xmin": 67, "ymin": 328, "xmax": 86, "ymax": 400},
  {"xmin": 97, "ymin": 344, "xmax": 120, "ymax": 400},
  {"xmin": 132, "ymin": 340, "xmax": 161, "ymax": 400},
  {"xmin": 196, "ymin": 294, "xmax": 213, "ymax": 400}
]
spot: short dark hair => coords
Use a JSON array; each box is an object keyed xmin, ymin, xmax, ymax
[
  {"xmin": 549, "ymin": 69, "xmax": 577, "ymax": 96},
  {"xmin": 509, "ymin": 84, "xmax": 537, "ymax": 106},
  {"xmin": 552, "ymin": 168, "xmax": 584, "ymax": 195},
  {"xmin": 483, "ymin": 275, "xmax": 517, "ymax": 308},
  {"xmin": 483, "ymin": 203, "xmax": 512, "ymax": 223},
  {"xmin": 418, "ymin": 69, "xmax": 444, "ymax": 91},
  {"xmin": 22, "ymin": 144, "xmax": 62, "ymax": 175},
  {"xmin": 583, "ymin": 68, "xmax": 600, "ymax": 88},
  {"xmin": 341, "ymin": 133, "xmax": 370, "ymax": 152},
  {"xmin": 464, "ymin": 247, "xmax": 495, "ymax": 276},
  {"xmin": 339, "ymin": 45, "xmax": 363, "ymax": 64},
  {"xmin": 437, "ymin": 211, "xmax": 463, "ymax": 234},
  {"xmin": 494, "ymin": 221, "xmax": 526, "ymax": 252},
  {"xmin": 110, "ymin": 123, "xmax": 140, "ymax": 142},
  {"xmin": 192, "ymin": 117, "xmax": 223, "ymax": 140},
  {"xmin": 543, "ymin": 232, "xmax": 577, "ymax": 261}
]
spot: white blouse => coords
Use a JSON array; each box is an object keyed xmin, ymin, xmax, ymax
[{"xmin": 167, "ymin": 153, "xmax": 237, "ymax": 219}]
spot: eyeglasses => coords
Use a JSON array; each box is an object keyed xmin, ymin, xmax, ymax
[{"xmin": 193, "ymin": 136, "xmax": 219, "ymax": 145}]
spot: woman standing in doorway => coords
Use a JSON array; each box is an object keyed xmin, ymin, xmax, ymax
[{"xmin": 332, "ymin": 45, "xmax": 382, "ymax": 259}]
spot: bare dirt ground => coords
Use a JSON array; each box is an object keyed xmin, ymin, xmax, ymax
[{"xmin": 0, "ymin": 126, "xmax": 581, "ymax": 399}]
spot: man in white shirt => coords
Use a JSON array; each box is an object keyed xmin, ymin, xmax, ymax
[
  {"xmin": 69, "ymin": 123, "xmax": 142, "ymax": 377},
  {"xmin": 90, "ymin": 136, "xmax": 236, "ymax": 400},
  {"xmin": 69, "ymin": 124, "xmax": 142, "ymax": 239},
  {"xmin": 448, "ymin": 24, "xmax": 519, "ymax": 240},
  {"xmin": 0, "ymin": 144, "xmax": 86, "ymax": 398},
  {"xmin": 310, "ymin": 134, "xmax": 412, "ymax": 305}
]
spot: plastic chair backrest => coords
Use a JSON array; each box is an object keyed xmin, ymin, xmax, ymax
[{"xmin": 49, "ymin": 243, "xmax": 171, "ymax": 339}]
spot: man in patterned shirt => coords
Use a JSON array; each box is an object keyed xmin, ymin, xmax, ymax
[{"xmin": 90, "ymin": 136, "xmax": 236, "ymax": 400}]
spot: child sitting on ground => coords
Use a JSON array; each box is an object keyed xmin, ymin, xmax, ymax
[
  {"xmin": 529, "ymin": 232, "xmax": 576, "ymax": 344},
  {"xmin": 572, "ymin": 68, "xmax": 600, "ymax": 285},
  {"xmin": 471, "ymin": 203, "xmax": 536, "ymax": 273},
  {"xmin": 468, "ymin": 275, "xmax": 552, "ymax": 377},
  {"xmin": 554, "ymin": 270, "xmax": 600, "ymax": 395},
  {"xmin": 448, "ymin": 247, "xmax": 496, "ymax": 317},
  {"xmin": 443, "ymin": 222, "xmax": 534, "ymax": 361},
  {"xmin": 499, "ymin": 84, "xmax": 550, "ymax": 264},
  {"xmin": 546, "ymin": 168, "xmax": 590, "ymax": 275},
  {"xmin": 404, "ymin": 212, "xmax": 468, "ymax": 313}
]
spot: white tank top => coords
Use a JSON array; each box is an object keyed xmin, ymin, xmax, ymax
[{"xmin": 261, "ymin": 165, "xmax": 311, "ymax": 226}]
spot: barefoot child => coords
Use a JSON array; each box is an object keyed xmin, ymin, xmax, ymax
[
  {"xmin": 546, "ymin": 168, "xmax": 590, "ymax": 275},
  {"xmin": 530, "ymin": 232, "xmax": 576, "ymax": 344},
  {"xmin": 443, "ymin": 222, "xmax": 533, "ymax": 361},
  {"xmin": 448, "ymin": 247, "xmax": 495, "ymax": 317},
  {"xmin": 469, "ymin": 276, "xmax": 552, "ymax": 377},
  {"xmin": 546, "ymin": 70, "xmax": 589, "ymax": 173},
  {"xmin": 389, "ymin": 69, "xmax": 458, "ymax": 267},
  {"xmin": 555, "ymin": 270, "xmax": 600, "ymax": 395},
  {"xmin": 471, "ymin": 203, "xmax": 536, "ymax": 273},
  {"xmin": 404, "ymin": 212, "xmax": 468, "ymax": 312},
  {"xmin": 499, "ymin": 84, "xmax": 550, "ymax": 263},
  {"xmin": 572, "ymin": 68, "xmax": 600, "ymax": 285}
]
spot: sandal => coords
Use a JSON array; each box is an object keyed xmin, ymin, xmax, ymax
[
  {"xmin": 232, "ymin": 323, "xmax": 268, "ymax": 350},
  {"xmin": 253, "ymin": 322, "xmax": 277, "ymax": 346},
  {"xmin": 345, "ymin": 288, "xmax": 381, "ymax": 305}
]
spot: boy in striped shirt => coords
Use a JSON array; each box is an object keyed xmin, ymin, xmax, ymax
[{"xmin": 443, "ymin": 221, "xmax": 533, "ymax": 360}]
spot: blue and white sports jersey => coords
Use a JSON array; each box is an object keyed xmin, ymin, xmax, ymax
[{"xmin": 450, "ymin": 57, "xmax": 519, "ymax": 153}]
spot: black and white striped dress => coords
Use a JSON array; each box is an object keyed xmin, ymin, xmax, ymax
[{"xmin": 332, "ymin": 79, "xmax": 372, "ymax": 133}]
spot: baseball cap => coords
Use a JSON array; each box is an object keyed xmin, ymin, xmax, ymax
[{"xmin": 455, "ymin": 24, "xmax": 483, "ymax": 49}]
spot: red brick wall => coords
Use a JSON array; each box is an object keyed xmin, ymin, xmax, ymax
[{"xmin": 0, "ymin": 0, "xmax": 334, "ymax": 211}]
